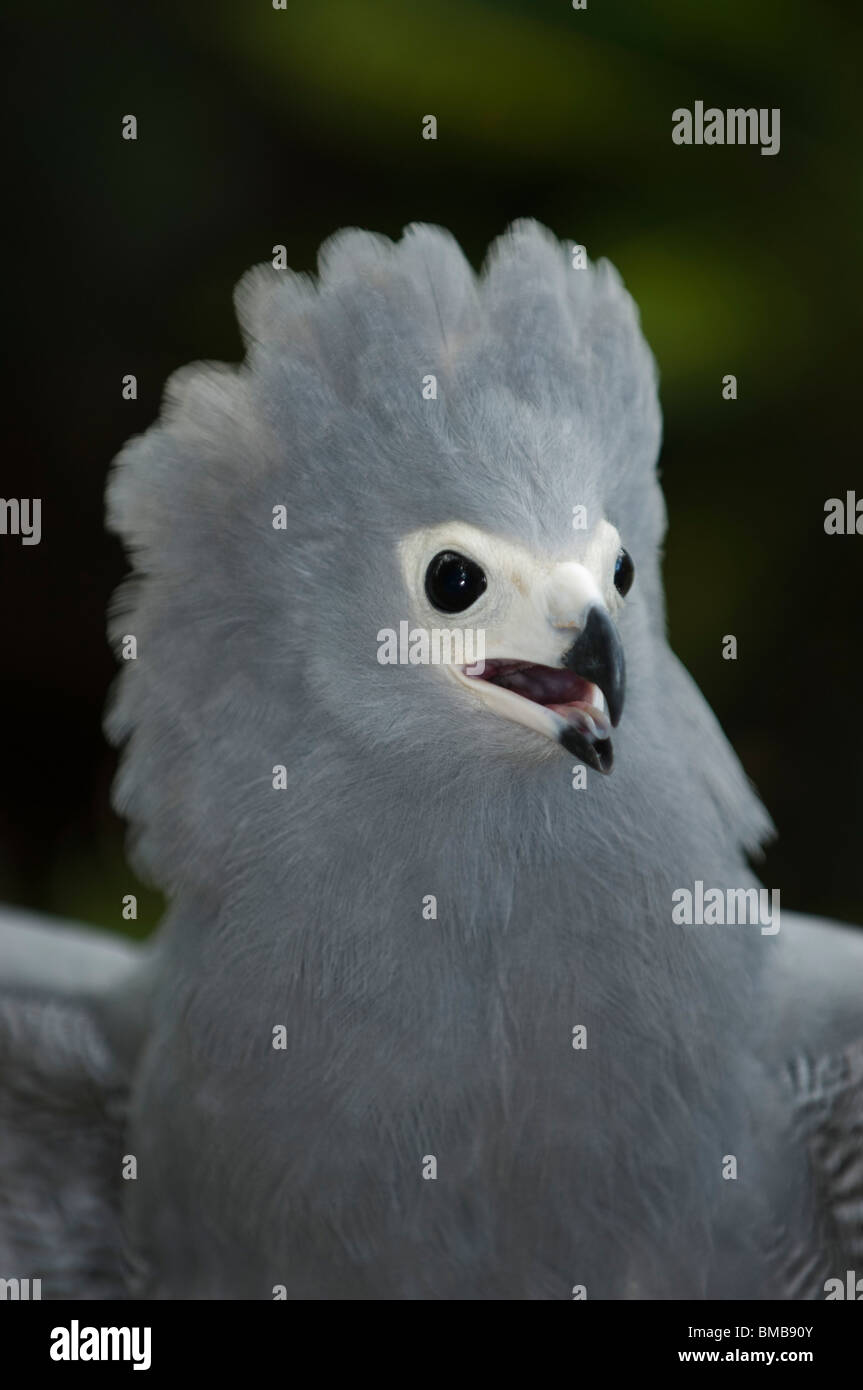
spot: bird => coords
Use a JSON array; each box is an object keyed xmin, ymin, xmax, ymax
[{"xmin": 1, "ymin": 220, "xmax": 861, "ymax": 1300}]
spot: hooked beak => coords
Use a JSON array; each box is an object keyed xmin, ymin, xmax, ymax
[
  {"xmin": 455, "ymin": 599, "xmax": 626, "ymax": 775},
  {"xmin": 555, "ymin": 606, "xmax": 625, "ymax": 772},
  {"xmin": 561, "ymin": 606, "xmax": 626, "ymax": 729}
]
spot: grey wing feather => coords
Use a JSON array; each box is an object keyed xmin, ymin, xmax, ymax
[
  {"xmin": 764, "ymin": 913, "xmax": 863, "ymax": 1297},
  {"xmin": 0, "ymin": 909, "xmax": 148, "ymax": 1299}
]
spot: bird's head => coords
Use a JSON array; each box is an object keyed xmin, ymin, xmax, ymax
[
  {"xmin": 108, "ymin": 220, "xmax": 717, "ymax": 888},
  {"xmin": 265, "ymin": 220, "xmax": 666, "ymax": 777}
]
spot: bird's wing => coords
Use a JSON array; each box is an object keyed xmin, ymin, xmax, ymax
[
  {"xmin": 762, "ymin": 912, "xmax": 863, "ymax": 1296},
  {"xmin": 0, "ymin": 908, "xmax": 149, "ymax": 1298}
]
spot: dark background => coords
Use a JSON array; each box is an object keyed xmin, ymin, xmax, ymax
[{"xmin": 2, "ymin": 0, "xmax": 860, "ymax": 939}]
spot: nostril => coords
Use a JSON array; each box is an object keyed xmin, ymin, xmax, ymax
[
  {"xmin": 548, "ymin": 611, "xmax": 583, "ymax": 630},
  {"xmin": 543, "ymin": 562, "xmax": 604, "ymax": 631}
]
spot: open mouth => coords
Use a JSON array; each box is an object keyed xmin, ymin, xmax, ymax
[{"xmin": 463, "ymin": 659, "xmax": 614, "ymax": 773}]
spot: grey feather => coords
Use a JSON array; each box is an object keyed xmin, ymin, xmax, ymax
[{"xmin": 0, "ymin": 910, "xmax": 147, "ymax": 1297}]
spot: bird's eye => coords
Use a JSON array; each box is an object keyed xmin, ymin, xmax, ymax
[
  {"xmin": 425, "ymin": 550, "xmax": 488, "ymax": 613},
  {"xmin": 614, "ymin": 548, "xmax": 634, "ymax": 597}
]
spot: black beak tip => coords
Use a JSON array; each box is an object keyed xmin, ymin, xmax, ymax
[
  {"xmin": 608, "ymin": 688, "xmax": 624, "ymax": 729},
  {"xmin": 559, "ymin": 726, "xmax": 614, "ymax": 775}
]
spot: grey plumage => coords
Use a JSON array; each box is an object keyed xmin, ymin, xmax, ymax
[
  {"xmin": 0, "ymin": 909, "xmax": 144, "ymax": 1297},
  {"xmin": 1, "ymin": 221, "xmax": 861, "ymax": 1298}
]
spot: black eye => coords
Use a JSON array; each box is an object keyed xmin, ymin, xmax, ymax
[
  {"xmin": 614, "ymin": 548, "xmax": 634, "ymax": 597},
  {"xmin": 425, "ymin": 550, "xmax": 487, "ymax": 614}
]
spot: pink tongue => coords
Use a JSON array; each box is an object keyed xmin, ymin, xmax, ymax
[
  {"xmin": 482, "ymin": 663, "xmax": 609, "ymax": 738},
  {"xmin": 548, "ymin": 701, "xmax": 611, "ymax": 742},
  {"xmin": 496, "ymin": 666, "xmax": 589, "ymax": 704}
]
